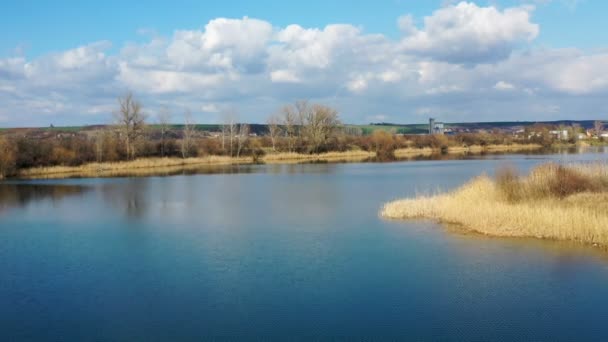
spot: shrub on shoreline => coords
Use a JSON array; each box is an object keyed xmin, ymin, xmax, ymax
[{"xmin": 496, "ymin": 163, "xmax": 608, "ymax": 201}]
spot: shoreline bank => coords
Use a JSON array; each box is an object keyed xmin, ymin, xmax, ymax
[
  {"xmin": 394, "ymin": 143, "xmax": 543, "ymax": 157},
  {"xmin": 15, "ymin": 150, "xmax": 374, "ymax": 179},
  {"xmin": 12, "ymin": 143, "xmax": 545, "ymax": 180}
]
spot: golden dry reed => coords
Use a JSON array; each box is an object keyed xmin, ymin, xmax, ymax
[
  {"xmin": 17, "ymin": 150, "xmax": 374, "ymax": 178},
  {"xmin": 18, "ymin": 156, "xmax": 251, "ymax": 178},
  {"xmin": 393, "ymin": 144, "xmax": 542, "ymax": 157},
  {"xmin": 262, "ymin": 150, "xmax": 374, "ymax": 163},
  {"xmin": 382, "ymin": 163, "xmax": 608, "ymax": 248},
  {"xmin": 17, "ymin": 144, "xmax": 542, "ymax": 179}
]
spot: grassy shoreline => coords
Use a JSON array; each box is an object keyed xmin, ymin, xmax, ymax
[
  {"xmin": 15, "ymin": 150, "xmax": 375, "ymax": 179},
  {"xmin": 262, "ymin": 150, "xmax": 375, "ymax": 163},
  {"xmin": 381, "ymin": 163, "xmax": 608, "ymax": 248},
  {"xmin": 394, "ymin": 143, "xmax": 543, "ymax": 157},
  {"xmin": 17, "ymin": 156, "xmax": 253, "ymax": 178},
  {"xmin": 13, "ymin": 143, "xmax": 544, "ymax": 179}
]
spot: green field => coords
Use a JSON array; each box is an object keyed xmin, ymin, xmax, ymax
[
  {"xmin": 1, "ymin": 120, "xmax": 604, "ymax": 136},
  {"xmin": 348, "ymin": 124, "xmax": 429, "ymax": 135}
]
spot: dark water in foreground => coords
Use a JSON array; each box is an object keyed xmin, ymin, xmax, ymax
[{"xmin": 1, "ymin": 149, "xmax": 608, "ymax": 340}]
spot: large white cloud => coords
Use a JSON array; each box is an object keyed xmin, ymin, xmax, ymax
[
  {"xmin": 23, "ymin": 41, "xmax": 117, "ymax": 89},
  {"xmin": 400, "ymin": 2, "xmax": 539, "ymax": 64},
  {"xmin": 0, "ymin": 57, "xmax": 27, "ymax": 80},
  {"xmin": 0, "ymin": 2, "xmax": 606, "ymax": 126},
  {"xmin": 167, "ymin": 17, "xmax": 273, "ymax": 73},
  {"xmin": 534, "ymin": 52, "xmax": 608, "ymax": 94}
]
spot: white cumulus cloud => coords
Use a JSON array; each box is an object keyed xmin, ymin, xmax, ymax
[
  {"xmin": 494, "ymin": 81, "xmax": 516, "ymax": 90},
  {"xmin": 0, "ymin": 2, "xmax": 607, "ymax": 127},
  {"xmin": 401, "ymin": 2, "xmax": 539, "ymax": 64}
]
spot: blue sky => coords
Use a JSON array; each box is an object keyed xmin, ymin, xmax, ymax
[
  {"xmin": 2, "ymin": 0, "xmax": 604, "ymax": 57},
  {"xmin": 2, "ymin": 1, "xmax": 437, "ymax": 58},
  {"xmin": 1, "ymin": 0, "xmax": 607, "ymax": 126}
]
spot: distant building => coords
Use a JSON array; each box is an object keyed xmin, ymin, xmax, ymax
[
  {"xmin": 549, "ymin": 130, "xmax": 569, "ymax": 140},
  {"xmin": 429, "ymin": 118, "xmax": 445, "ymax": 135}
]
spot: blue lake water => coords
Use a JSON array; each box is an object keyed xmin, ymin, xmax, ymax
[{"xmin": 1, "ymin": 149, "xmax": 608, "ymax": 340}]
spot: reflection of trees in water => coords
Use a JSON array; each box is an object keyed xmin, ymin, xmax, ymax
[
  {"xmin": 181, "ymin": 164, "xmax": 259, "ymax": 176},
  {"xmin": 265, "ymin": 163, "xmax": 338, "ymax": 175},
  {"xmin": 99, "ymin": 163, "xmax": 261, "ymax": 179},
  {"xmin": 0, "ymin": 184, "xmax": 89, "ymax": 213},
  {"xmin": 390, "ymin": 147, "xmax": 581, "ymax": 163},
  {"xmin": 100, "ymin": 179, "xmax": 150, "ymax": 220}
]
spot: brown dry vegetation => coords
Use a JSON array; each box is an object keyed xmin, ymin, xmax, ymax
[
  {"xmin": 393, "ymin": 143, "xmax": 542, "ymax": 158},
  {"xmin": 262, "ymin": 150, "xmax": 374, "ymax": 163},
  {"xmin": 16, "ymin": 144, "xmax": 547, "ymax": 179},
  {"xmin": 12, "ymin": 144, "xmax": 545, "ymax": 179},
  {"xmin": 382, "ymin": 163, "xmax": 608, "ymax": 248},
  {"xmin": 18, "ymin": 156, "xmax": 252, "ymax": 178},
  {"xmin": 0, "ymin": 136, "xmax": 17, "ymax": 179},
  {"xmin": 449, "ymin": 143, "xmax": 542, "ymax": 153},
  {"xmin": 0, "ymin": 93, "xmax": 560, "ymax": 179},
  {"xmin": 16, "ymin": 150, "xmax": 376, "ymax": 178}
]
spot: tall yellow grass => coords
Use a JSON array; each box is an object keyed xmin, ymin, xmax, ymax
[
  {"xmin": 17, "ymin": 150, "xmax": 374, "ymax": 178},
  {"xmin": 450, "ymin": 143, "xmax": 542, "ymax": 152},
  {"xmin": 393, "ymin": 144, "xmax": 542, "ymax": 157},
  {"xmin": 382, "ymin": 163, "xmax": 608, "ymax": 248},
  {"xmin": 393, "ymin": 147, "xmax": 435, "ymax": 157},
  {"xmin": 262, "ymin": 150, "xmax": 374, "ymax": 163},
  {"xmin": 15, "ymin": 143, "xmax": 544, "ymax": 180},
  {"xmin": 18, "ymin": 156, "xmax": 252, "ymax": 178}
]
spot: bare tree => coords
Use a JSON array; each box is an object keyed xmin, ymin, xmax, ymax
[
  {"xmin": 294, "ymin": 100, "xmax": 310, "ymax": 148},
  {"xmin": 236, "ymin": 124, "xmax": 250, "ymax": 158},
  {"xmin": 295, "ymin": 100, "xmax": 309, "ymax": 118},
  {"xmin": 181, "ymin": 110, "xmax": 196, "ymax": 159},
  {"xmin": 301, "ymin": 103, "xmax": 340, "ymax": 153},
  {"xmin": 229, "ymin": 121, "xmax": 236, "ymax": 156},
  {"xmin": 221, "ymin": 122, "xmax": 226, "ymax": 151},
  {"xmin": 266, "ymin": 114, "xmax": 282, "ymax": 151},
  {"xmin": 114, "ymin": 92, "xmax": 146, "ymax": 160},
  {"xmin": 0, "ymin": 136, "xmax": 16, "ymax": 178},
  {"xmin": 594, "ymin": 120, "xmax": 604, "ymax": 136},
  {"xmin": 221, "ymin": 110, "xmax": 237, "ymax": 156},
  {"xmin": 567, "ymin": 124, "xmax": 580, "ymax": 142},
  {"xmin": 280, "ymin": 105, "xmax": 298, "ymax": 152},
  {"xmin": 94, "ymin": 130, "xmax": 104, "ymax": 162},
  {"xmin": 158, "ymin": 106, "xmax": 171, "ymax": 157},
  {"xmin": 343, "ymin": 126, "xmax": 363, "ymax": 136}
]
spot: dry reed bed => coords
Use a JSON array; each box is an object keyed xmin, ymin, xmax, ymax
[
  {"xmin": 382, "ymin": 163, "xmax": 608, "ymax": 248},
  {"xmin": 262, "ymin": 150, "xmax": 374, "ymax": 163},
  {"xmin": 451, "ymin": 143, "xmax": 542, "ymax": 152},
  {"xmin": 17, "ymin": 150, "xmax": 374, "ymax": 178},
  {"xmin": 18, "ymin": 156, "xmax": 252, "ymax": 178},
  {"xmin": 17, "ymin": 162, "xmax": 243, "ymax": 179},
  {"xmin": 394, "ymin": 144, "xmax": 542, "ymax": 157},
  {"xmin": 16, "ymin": 144, "xmax": 543, "ymax": 179},
  {"xmin": 394, "ymin": 147, "xmax": 435, "ymax": 157}
]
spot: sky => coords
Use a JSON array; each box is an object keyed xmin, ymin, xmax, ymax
[{"xmin": 1, "ymin": 0, "xmax": 607, "ymax": 127}]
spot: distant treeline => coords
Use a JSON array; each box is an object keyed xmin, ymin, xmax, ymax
[
  {"xmin": 0, "ymin": 93, "xmax": 591, "ymax": 178},
  {"xmin": 368, "ymin": 120, "xmax": 605, "ymax": 131},
  {"xmin": 5, "ymin": 119, "xmax": 604, "ymax": 137}
]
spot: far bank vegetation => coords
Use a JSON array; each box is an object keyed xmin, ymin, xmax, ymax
[{"xmin": 0, "ymin": 92, "xmax": 553, "ymax": 179}]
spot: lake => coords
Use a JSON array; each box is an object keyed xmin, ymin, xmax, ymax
[{"xmin": 2, "ymin": 149, "xmax": 608, "ymax": 340}]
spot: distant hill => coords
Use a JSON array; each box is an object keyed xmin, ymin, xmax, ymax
[
  {"xmin": 446, "ymin": 120, "xmax": 600, "ymax": 130},
  {"xmin": 1, "ymin": 120, "xmax": 604, "ymax": 136},
  {"xmin": 361, "ymin": 120, "xmax": 605, "ymax": 134}
]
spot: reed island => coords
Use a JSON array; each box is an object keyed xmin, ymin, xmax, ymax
[{"xmin": 382, "ymin": 163, "xmax": 608, "ymax": 248}]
